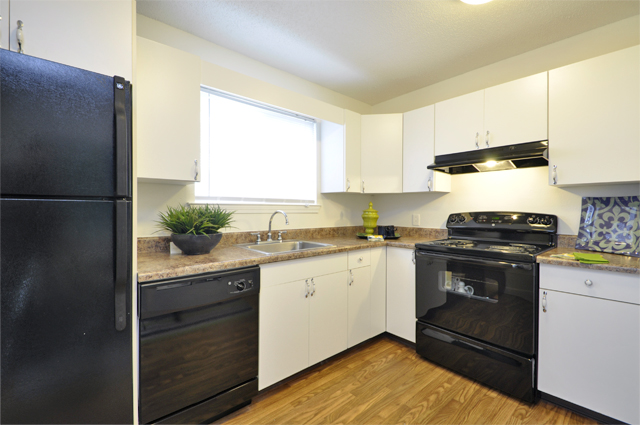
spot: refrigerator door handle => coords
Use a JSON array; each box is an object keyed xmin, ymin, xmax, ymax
[
  {"xmin": 115, "ymin": 200, "xmax": 130, "ymax": 331},
  {"xmin": 114, "ymin": 76, "xmax": 130, "ymax": 198}
]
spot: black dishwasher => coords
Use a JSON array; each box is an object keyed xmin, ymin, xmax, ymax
[{"xmin": 139, "ymin": 266, "xmax": 259, "ymax": 424}]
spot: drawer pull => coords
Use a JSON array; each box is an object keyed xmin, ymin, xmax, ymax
[
  {"xmin": 585, "ymin": 279, "xmax": 593, "ymax": 287},
  {"xmin": 542, "ymin": 291, "xmax": 547, "ymax": 313}
]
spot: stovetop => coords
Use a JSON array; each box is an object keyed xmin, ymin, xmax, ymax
[{"xmin": 415, "ymin": 211, "xmax": 558, "ymax": 263}]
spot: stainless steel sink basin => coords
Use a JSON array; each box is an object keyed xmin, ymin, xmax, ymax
[{"xmin": 237, "ymin": 240, "xmax": 335, "ymax": 255}]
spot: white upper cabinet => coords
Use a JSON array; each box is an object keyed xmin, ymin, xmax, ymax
[
  {"xmin": 361, "ymin": 113, "xmax": 403, "ymax": 193},
  {"xmin": 1, "ymin": 0, "xmax": 9, "ymax": 50},
  {"xmin": 548, "ymin": 46, "xmax": 640, "ymax": 186},
  {"xmin": 403, "ymin": 105, "xmax": 451, "ymax": 193},
  {"xmin": 435, "ymin": 73, "xmax": 548, "ymax": 156},
  {"xmin": 320, "ymin": 109, "xmax": 361, "ymax": 193},
  {"xmin": 484, "ymin": 72, "xmax": 548, "ymax": 148},
  {"xmin": 136, "ymin": 37, "xmax": 201, "ymax": 183},
  {"xmin": 6, "ymin": 0, "xmax": 132, "ymax": 79},
  {"xmin": 435, "ymin": 90, "xmax": 484, "ymax": 156}
]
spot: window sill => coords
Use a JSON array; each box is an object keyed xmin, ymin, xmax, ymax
[{"xmin": 189, "ymin": 202, "xmax": 321, "ymax": 214}]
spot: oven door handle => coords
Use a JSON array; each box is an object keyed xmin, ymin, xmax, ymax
[{"xmin": 415, "ymin": 250, "xmax": 533, "ymax": 270}]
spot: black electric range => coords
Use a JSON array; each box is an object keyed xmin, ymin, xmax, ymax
[{"xmin": 414, "ymin": 211, "xmax": 558, "ymax": 403}]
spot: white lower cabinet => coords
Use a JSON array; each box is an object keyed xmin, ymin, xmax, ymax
[
  {"xmin": 348, "ymin": 265, "xmax": 371, "ymax": 347},
  {"xmin": 260, "ymin": 248, "xmax": 385, "ymax": 390},
  {"xmin": 386, "ymin": 247, "xmax": 416, "ymax": 343},
  {"xmin": 538, "ymin": 264, "xmax": 640, "ymax": 424}
]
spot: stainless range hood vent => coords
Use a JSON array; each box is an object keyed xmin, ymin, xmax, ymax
[{"xmin": 428, "ymin": 141, "xmax": 549, "ymax": 174}]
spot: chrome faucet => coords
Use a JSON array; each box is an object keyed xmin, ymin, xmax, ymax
[{"xmin": 267, "ymin": 210, "xmax": 289, "ymax": 242}]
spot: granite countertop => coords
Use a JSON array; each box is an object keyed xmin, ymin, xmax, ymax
[
  {"xmin": 537, "ymin": 247, "xmax": 640, "ymax": 275},
  {"xmin": 137, "ymin": 235, "xmax": 435, "ymax": 282}
]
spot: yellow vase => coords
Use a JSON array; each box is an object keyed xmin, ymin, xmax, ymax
[{"xmin": 362, "ymin": 202, "xmax": 379, "ymax": 235}]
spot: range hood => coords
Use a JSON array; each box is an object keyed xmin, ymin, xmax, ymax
[{"xmin": 428, "ymin": 141, "xmax": 549, "ymax": 174}]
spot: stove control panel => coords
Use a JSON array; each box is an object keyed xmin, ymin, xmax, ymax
[{"xmin": 446, "ymin": 212, "xmax": 557, "ymax": 232}]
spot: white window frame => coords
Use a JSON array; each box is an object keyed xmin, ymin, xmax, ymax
[{"xmin": 195, "ymin": 87, "xmax": 321, "ymax": 214}]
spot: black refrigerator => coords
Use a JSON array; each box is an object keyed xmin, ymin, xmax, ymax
[{"xmin": 0, "ymin": 50, "xmax": 133, "ymax": 423}]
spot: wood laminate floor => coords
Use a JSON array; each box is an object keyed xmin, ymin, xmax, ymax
[{"xmin": 220, "ymin": 337, "xmax": 596, "ymax": 425}]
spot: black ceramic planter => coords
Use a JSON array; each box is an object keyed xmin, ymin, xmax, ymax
[{"xmin": 171, "ymin": 233, "xmax": 223, "ymax": 255}]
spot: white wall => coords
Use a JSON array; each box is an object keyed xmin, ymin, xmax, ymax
[
  {"xmin": 372, "ymin": 16, "xmax": 639, "ymax": 114},
  {"xmin": 137, "ymin": 181, "xmax": 373, "ymax": 236},
  {"xmin": 373, "ymin": 168, "xmax": 640, "ymax": 236},
  {"xmin": 136, "ymin": 14, "xmax": 640, "ymax": 238}
]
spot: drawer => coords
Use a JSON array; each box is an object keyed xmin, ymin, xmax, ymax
[
  {"xmin": 348, "ymin": 249, "xmax": 370, "ymax": 269},
  {"xmin": 260, "ymin": 252, "xmax": 347, "ymax": 288},
  {"xmin": 540, "ymin": 264, "xmax": 639, "ymax": 305}
]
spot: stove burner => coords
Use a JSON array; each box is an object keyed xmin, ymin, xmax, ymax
[
  {"xmin": 432, "ymin": 239, "xmax": 476, "ymax": 248},
  {"xmin": 487, "ymin": 244, "xmax": 538, "ymax": 253}
]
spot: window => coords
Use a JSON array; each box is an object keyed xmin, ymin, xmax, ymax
[{"xmin": 196, "ymin": 88, "xmax": 318, "ymax": 205}]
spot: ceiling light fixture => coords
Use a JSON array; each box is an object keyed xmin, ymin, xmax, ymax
[{"xmin": 460, "ymin": 0, "xmax": 493, "ymax": 4}]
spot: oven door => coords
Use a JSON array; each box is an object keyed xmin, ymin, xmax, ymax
[{"xmin": 415, "ymin": 250, "xmax": 537, "ymax": 356}]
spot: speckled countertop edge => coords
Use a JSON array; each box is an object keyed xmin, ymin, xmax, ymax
[
  {"xmin": 537, "ymin": 247, "xmax": 640, "ymax": 275},
  {"xmin": 138, "ymin": 233, "xmax": 640, "ymax": 282},
  {"xmin": 137, "ymin": 235, "xmax": 434, "ymax": 282}
]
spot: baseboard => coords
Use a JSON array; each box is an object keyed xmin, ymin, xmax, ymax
[
  {"xmin": 382, "ymin": 331, "xmax": 416, "ymax": 349},
  {"xmin": 540, "ymin": 392, "xmax": 627, "ymax": 424}
]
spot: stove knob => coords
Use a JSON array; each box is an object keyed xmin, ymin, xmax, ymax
[
  {"xmin": 234, "ymin": 279, "xmax": 246, "ymax": 291},
  {"xmin": 449, "ymin": 215, "xmax": 458, "ymax": 223},
  {"xmin": 458, "ymin": 215, "xmax": 466, "ymax": 223},
  {"xmin": 540, "ymin": 216, "xmax": 553, "ymax": 226},
  {"xmin": 527, "ymin": 216, "xmax": 535, "ymax": 225}
]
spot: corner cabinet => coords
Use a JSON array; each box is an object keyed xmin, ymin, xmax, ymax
[
  {"xmin": 2, "ymin": 0, "xmax": 132, "ymax": 79},
  {"xmin": 361, "ymin": 114, "xmax": 403, "ymax": 193},
  {"xmin": 435, "ymin": 72, "xmax": 547, "ymax": 156},
  {"xmin": 548, "ymin": 46, "xmax": 640, "ymax": 186},
  {"xmin": 403, "ymin": 105, "xmax": 451, "ymax": 193},
  {"xmin": 386, "ymin": 247, "xmax": 416, "ymax": 343},
  {"xmin": 136, "ymin": 37, "xmax": 201, "ymax": 183},
  {"xmin": 538, "ymin": 264, "xmax": 640, "ymax": 424},
  {"xmin": 320, "ymin": 109, "xmax": 361, "ymax": 193}
]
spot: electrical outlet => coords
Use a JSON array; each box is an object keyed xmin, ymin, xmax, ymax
[{"xmin": 412, "ymin": 214, "xmax": 420, "ymax": 226}]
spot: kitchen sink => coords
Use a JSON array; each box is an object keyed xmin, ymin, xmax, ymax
[{"xmin": 237, "ymin": 240, "xmax": 335, "ymax": 255}]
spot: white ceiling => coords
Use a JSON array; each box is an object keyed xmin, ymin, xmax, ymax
[{"xmin": 136, "ymin": 0, "xmax": 639, "ymax": 105}]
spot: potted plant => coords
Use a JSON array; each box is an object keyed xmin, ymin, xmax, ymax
[{"xmin": 156, "ymin": 204, "xmax": 234, "ymax": 255}]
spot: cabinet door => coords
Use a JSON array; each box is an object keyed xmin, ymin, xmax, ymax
[
  {"xmin": 484, "ymin": 72, "xmax": 547, "ymax": 148},
  {"xmin": 345, "ymin": 109, "xmax": 362, "ymax": 193},
  {"xmin": 347, "ymin": 266, "xmax": 371, "ymax": 347},
  {"xmin": 370, "ymin": 247, "xmax": 387, "ymax": 336},
  {"xmin": 403, "ymin": 105, "xmax": 451, "ymax": 193},
  {"xmin": 361, "ymin": 114, "xmax": 403, "ymax": 193},
  {"xmin": 320, "ymin": 118, "xmax": 346, "ymax": 193},
  {"xmin": 136, "ymin": 37, "xmax": 201, "ymax": 183},
  {"xmin": 538, "ymin": 289, "xmax": 639, "ymax": 424},
  {"xmin": 0, "ymin": 0, "xmax": 8, "ymax": 50},
  {"xmin": 434, "ymin": 90, "xmax": 484, "ymax": 156},
  {"xmin": 309, "ymin": 272, "xmax": 348, "ymax": 365},
  {"xmin": 8, "ymin": 0, "xmax": 132, "ymax": 79},
  {"xmin": 258, "ymin": 279, "xmax": 309, "ymax": 390},
  {"xmin": 549, "ymin": 46, "xmax": 640, "ymax": 186},
  {"xmin": 386, "ymin": 247, "xmax": 416, "ymax": 343}
]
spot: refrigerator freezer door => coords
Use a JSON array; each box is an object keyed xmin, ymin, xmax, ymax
[
  {"xmin": 0, "ymin": 198, "xmax": 132, "ymax": 424},
  {"xmin": 0, "ymin": 49, "xmax": 131, "ymax": 198}
]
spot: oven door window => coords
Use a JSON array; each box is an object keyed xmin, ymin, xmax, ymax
[{"xmin": 416, "ymin": 252, "xmax": 536, "ymax": 356}]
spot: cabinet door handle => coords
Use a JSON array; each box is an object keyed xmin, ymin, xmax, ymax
[
  {"xmin": 0, "ymin": 15, "xmax": 3, "ymax": 49},
  {"xmin": 311, "ymin": 278, "xmax": 316, "ymax": 296},
  {"xmin": 346, "ymin": 178, "xmax": 350, "ymax": 191},
  {"xmin": 194, "ymin": 159, "xmax": 199, "ymax": 181},
  {"xmin": 475, "ymin": 132, "xmax": 480, "ymax": 149},
  {"xmin": 305, "ymin": 279, "xmax": 309, "ymax": 298},
  {"xmin": 349, "ymin": 270, "xmax": 353, "ymax": 286},
  {"xmin": 584, "ymin": 279, "xmax": 593, "ymax": 287},
  {"xmin": 552, "ymin": 165, "xmax": 557, "ymax": 185},
  {"xmin": 362, "ymin": 180, "xmax": 365, "ymax": 193},
  {"xmin": 427, "ymin": 178, "xmax": 432, "ymax": 191},
  {"xmin": 16, "ymin": 20, "xmax": 25, "ymax": 53},
  {"xmin": 412, "ymin": 251, "xmax": 416, "ymax": 265},
  {"xmin": 542, "ymin": 291, "xmax": 547, "ymax": 313},
  {"xmin": 485, "ymin": 131, "xmax": 490, "ymax": 148}
]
